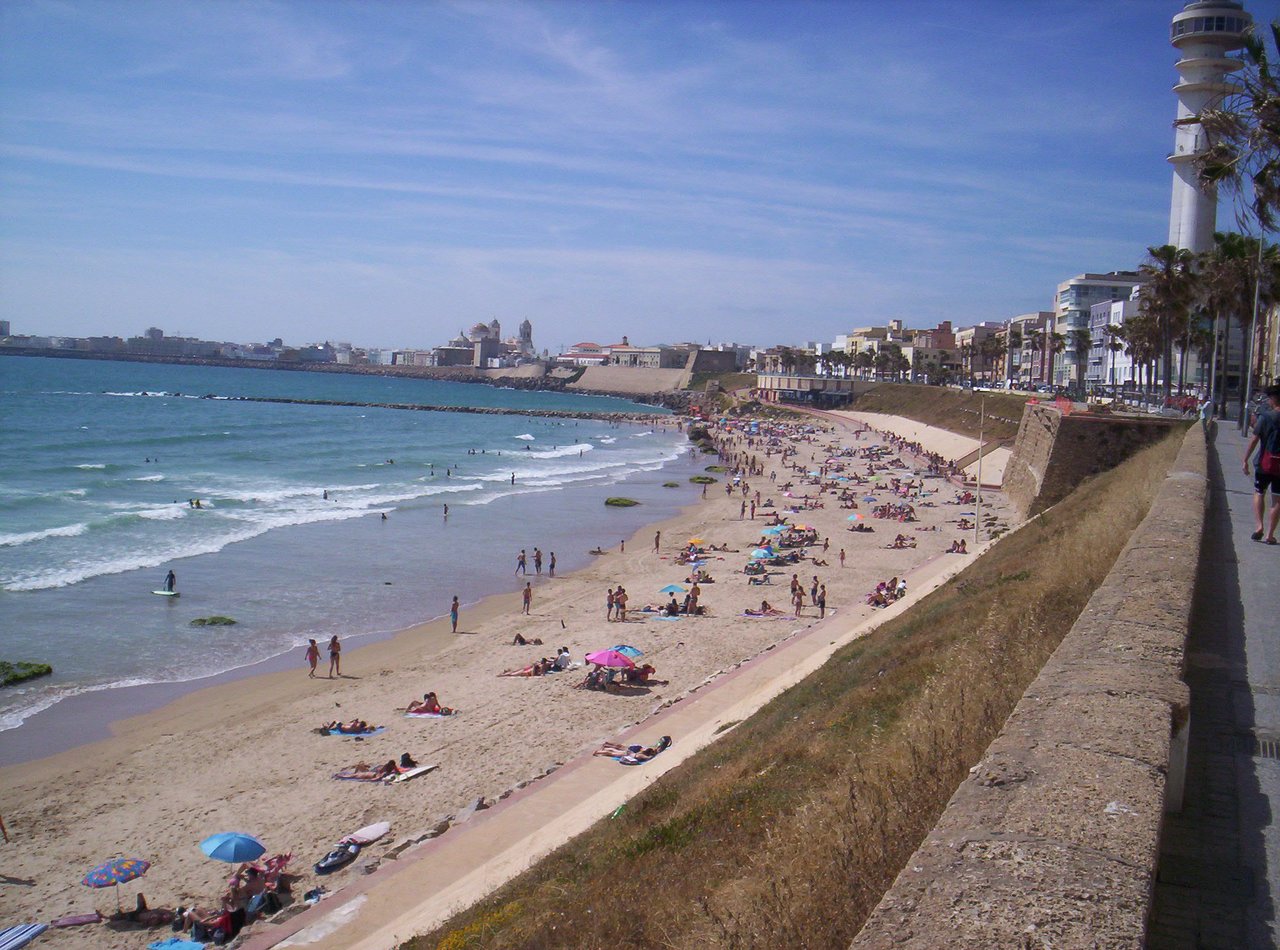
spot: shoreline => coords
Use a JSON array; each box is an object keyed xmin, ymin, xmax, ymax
[{"xmin": 0, "ymin": 409, "xmax": 1016, "ymax": 948}]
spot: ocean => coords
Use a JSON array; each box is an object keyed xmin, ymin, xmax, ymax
[{"xmin": 0, "ymin": 356, "xmax": 700, "ymax": 744}]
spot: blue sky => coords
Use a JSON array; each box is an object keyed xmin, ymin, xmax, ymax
[{"xmin": 0, "ymin": 1, "xmax": 1236, "ymax": 351}]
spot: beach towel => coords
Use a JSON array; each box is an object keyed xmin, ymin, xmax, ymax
[
  {"xmin": 50, "ymin": 913, "xmax": 102, "ymax": 928},
  {"xmin": 618, "ymin": 735, "xmax": 672, "ymax": 766},
  {"xmin": 325, "ymin": 726, "xmax": 385, "ymax": 737},
  {"xmin": 0, "ymin": 925, "xmax": 48, "ymax": 950},
  {"xmin": 147, "ymin": 939, "xmax": 205, "ymax": 950},
  {"xmin": 404, "ymin": 711, "xmax": 453, "ymax": 719}
]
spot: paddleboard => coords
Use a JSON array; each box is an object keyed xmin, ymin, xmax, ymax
[
  {"xmin": 341, "ymin": 820, "xmax": 391, "ymax": 845},
  {"xmin": 392, "ymin": 763, "xmax": 438, "ymax": 784},
  {"xmin": 151, "ymin": 590, "xmax": 180, "ymax": 597}
]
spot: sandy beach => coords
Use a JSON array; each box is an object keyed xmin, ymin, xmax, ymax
[{"xmin": 0, "ymin": 410, "xmax": 1013, "ymax": 948}]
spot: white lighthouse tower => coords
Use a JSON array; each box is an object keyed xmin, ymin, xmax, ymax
[{"xmin": 1167, "ymin": 1, "xmax": 1252, "ymax": 252}]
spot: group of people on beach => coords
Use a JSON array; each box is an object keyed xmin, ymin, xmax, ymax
[{"xmin": 304, "ymin": 636, "xmax": 342, "ymax": 678}]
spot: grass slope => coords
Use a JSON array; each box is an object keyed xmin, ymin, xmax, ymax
[
  {"xmin": 409, "ymin": 430, "xmax": 1183, "ymax": 950},
  {"xmin": 849, "ymin": 384, "xmax": 1029, "ymax": 442}
]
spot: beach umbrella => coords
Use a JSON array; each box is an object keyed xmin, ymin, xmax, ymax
[
  {"xmin": 658, "ymin": 584, "xmax": 687, "ymax": 594},
  {"xmin": 864, "ymin": 496, "xmax": 877, "ymax": 503},
  {"xmin": 791, "ymin": 523, "xmax": 812, "ymax": 531},
  {"xmin": 760, "ymin": 526, "xmax": 784, "ymax": 535},
  {"xmin": 687, "ymin": 538, "xmax": 703, "ymax": 546},
  {"xmin": 83, "ymin": 857, "xmax": 150, "ymax": 911},
  {"xmin": 749, "ymin": 548, "xmax": 774, "ymax": 559},
  {"xmin": 847, "ymin": 513, "xmax": 864, "ymax": 521},
  {"xmin": 585, "ymin": 649, "xmax": 635, "ymax": 669},
  {"xmin": 200, "ymin": 832, "xmax": 266, "ymax": 864},
  {"xmin": 611, "ymin": 645, "xmax": 644, "ymax": 658}
]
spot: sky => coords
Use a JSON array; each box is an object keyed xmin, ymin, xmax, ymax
[{"xmin": 0, "ymin": 0, "xmax": 1247, "ymax": 351}]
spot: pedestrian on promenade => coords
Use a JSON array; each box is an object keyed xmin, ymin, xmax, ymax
[{"xmin": 1243, "ymin": 383, "xmax": 1280, "ymax": 544}]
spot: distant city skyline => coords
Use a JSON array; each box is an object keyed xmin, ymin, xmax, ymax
[{"xmin": 0, "ymin": 0, "xmax": 1236, "ymax": 349}]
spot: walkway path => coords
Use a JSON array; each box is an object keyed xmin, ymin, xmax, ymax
[{"xmin": 1149, "ymin": 423, "xmax": 1280, "ymax": 949}]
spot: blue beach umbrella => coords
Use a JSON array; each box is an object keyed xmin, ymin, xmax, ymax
[
  {"xmin": 612, "ymin": 645, "xmax": 644, "ymax": 658},
  {"xmin": 658, "ymin": 584, "xmax": 687, "ymax": 594},
  {"xmin": 750, "ymin": 547, "xmax": 774, "ymax": 559},
  {"xmin": 83, "ymin": 857, "xmax": 150, "ymax": 910},
  {"xmin": 200, "ymin": 832, "xmax": 266, "ymax": 864},
  {"xmin": 760, "ymin": 526, "xmax": 785, "ymax": 535},
  {"xmin": 863, "ymin": 496, "xmax": 877, "ymax": 503}
]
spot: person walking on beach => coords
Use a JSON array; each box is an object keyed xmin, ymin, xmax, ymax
[
  {"xmin": 534, "ymin": 548, "xmax": 543, "ymax": 575},
  {"xmin": 810, "ymin": 575, "xmax": 820, "ymax": 606},
  {"xmin": 1243, "ymin": 383, "xmax": 1280, "ymax": 544},
  {"xmin": 163, "ymin": 569, "xmax": 176, "ymax": 592},
  {"xmin": 817, "ymin": 585, "xmax": 827, "ymax": 619},
  {"xmin": 515, "ymin": 549, "xmax": 527, "ymax": 575},
  {"xmin": 839, "ymin": 548, "xmax": 846, "ymax": 568},
  {"xmin": 606, "ymin": 587, "xmax": 616, "ymax": 621},
  {"xmin": 443, "ymin": 504, "xmax": 448, "ymax": 519},
  {"xmin": 305, "ymin": 639, "xmax": 320, "ymax": 678},
  {"xmin": 328, "ymin": 635, "xmax": 341, "ymax": 678},
  {"xmin": 548, "ymin": 552, "xmax": 556, "ymax": 577},
  {"xmin": 615, "ymin": 586, "xmax": 629, "ymax": 622},
  {"xmin": 522, "ymin": 582, "xmax": 533, "ymax": 615},
  {"xmin": 654, "ymin": 530, "xmax": 661, "ymax": 552},
  {"xmin": 450, "ymin": 596, "xmax": 460, "ymax": 633},
  {"xmin": 792, "ymin": 588, "xmax": 804, "ymax": 617}
]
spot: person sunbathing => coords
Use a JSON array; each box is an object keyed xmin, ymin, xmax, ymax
[
  {"xmin": 624, "ymin": 663, "xmax": 663, "ymax": 685},
  {"xmin": 407, "ymin": 692, "xmax": 454, "ymax": 715},
  {"xmin": 745, "ymin": 600, "xmax": 784, "ymax": 616},
  {"xmin": 180, "ymin": 902, "xmax": 246, "ymax": 942},
  {"xmin": 512, "ymin": 633, "xmax": 544, "ymax": 646},
  {"xmin": 500, "ymin": 659, "xmax": 548, "ymax": 676},
  {"xmin": 109, "ymin": 894, "xmax": 175, "ymax": 928},
  {"xmin": 619, "ymin": 736, "xmax": 673, "ymax": 764},
  {"xmin": 333, "ymin": 759, "xmax": 398, "ymax": 781},
  {"xmin": 320, "ymin": 719, "xmax": 375, "ymax": 734}
]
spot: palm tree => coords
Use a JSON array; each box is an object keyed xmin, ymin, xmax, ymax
[
  {"xmin": 1070, "ymin": 327, "xmax": 1092, "ymax": 394},
  {"xmin": 1139, "ymin": 244, "xmax": 1197, "ymax": 401},
  {"xmin": 1198, "ymin": 20, "xmax": 1280, "ymax": 231},
  {"xmin": 854, "ymin": 349, "xmax": 874, "ymax": 380},
  {"xmin": 1105, "ymin": 324, "xmax": 1126, "ymax": 389},
  {"xmin": 978, "ymin": 335, "xmax": 1004, "ymax": 383}
]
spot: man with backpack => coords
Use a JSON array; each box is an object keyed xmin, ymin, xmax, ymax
[{"xmin": 1243, "ymin": 384, "xmax": 1280, "ymax": 545}]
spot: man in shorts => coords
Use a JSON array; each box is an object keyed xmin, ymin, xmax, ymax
[{"xmin": 1243, "ymin": 383, "xmax": 1280, "ymax": 544}]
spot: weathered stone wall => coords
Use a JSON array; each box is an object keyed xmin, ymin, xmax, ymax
[
  {"xmin": 1002, "ymin": 403, "xmax": 1184, "ymax": 518},
  {"xmin": 849, "ymin": 424, "xmax": 1207, "ymax": 949}
]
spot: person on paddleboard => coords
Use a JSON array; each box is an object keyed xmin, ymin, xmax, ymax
[{"xmin": 163, "ymin": 570, "xmax": 176, "ymax": 592}]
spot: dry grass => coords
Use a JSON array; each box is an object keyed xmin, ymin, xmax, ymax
[
  {"xmin": 850, "ymin": 384, "xmax": 1029, "ymax": 442},
  {"xmin": 406, "ymin": 430, "xmax": 1183, "ymax": 950}
]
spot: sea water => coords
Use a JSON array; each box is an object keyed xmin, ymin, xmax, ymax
[{"xmin": 0, "ymin": 357, "xmax": 701, "ymax": 739}]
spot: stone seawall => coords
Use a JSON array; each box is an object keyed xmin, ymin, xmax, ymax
[
  {"xmin": 1002, "ymin": 403, "xmax": 1183, "ymax": 519},
  {"xmin": 850, "ymin": 423, "xmax": 1208, "ymax": 949}
]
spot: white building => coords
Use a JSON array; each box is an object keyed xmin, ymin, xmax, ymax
[{"xmin": 1053, "ymin": 273, "xmax": 1144, "ymax": 386}]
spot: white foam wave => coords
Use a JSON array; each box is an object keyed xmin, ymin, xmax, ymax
[
  {"xmin": 65, "ymin": 489, "xmax": 87, "ymax": 497},
  {"xmin": 132, "ymin": 474, "xmax": 165, "ymax": 482},
  {"xmin": 137, "ymin": 506, "xmax": 186, "ymax": 521},
  {"xmin": 75, "ymin": 463, "xmax": 106, "ymax": 469},
  {"xmin": 514, "ymin": 433, "xmax": 535, "ymax": 440},
  {"xmin": 524, "ymin": 443, "xmax": 594, "ymax": 459},
  {"xmin": 0, "ymin": 523, "xmax": 89, "ymax": 547}
]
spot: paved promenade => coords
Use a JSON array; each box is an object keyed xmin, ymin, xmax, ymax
[{"xmin": 1150, "ymin": 423, "xmax": 1280, "ymax": 949}]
